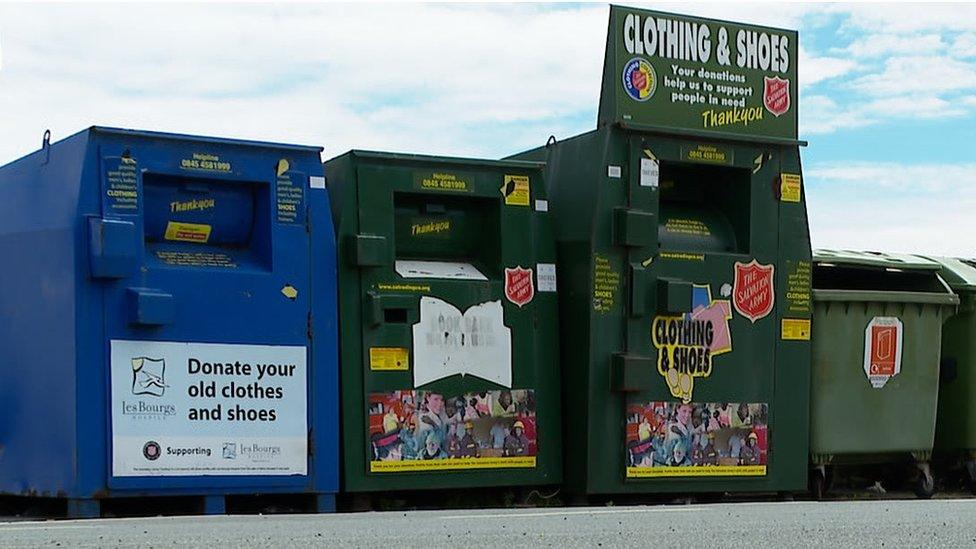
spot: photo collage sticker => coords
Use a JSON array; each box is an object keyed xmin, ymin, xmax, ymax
[
  {"xmin": 626, "ymin": 401, "xmax": 768, "ymax": 478},
  {"xmin": 368, "ymin": 389, "xmax": 537, "ymax": 472}
]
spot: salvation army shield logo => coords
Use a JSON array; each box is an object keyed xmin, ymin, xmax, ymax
[
  {"xmin": 504, "ymin": 266, "xmax": 534, "ymax": 307},
  {"xmin": 732, "ymin": 260, "xmax": 775, "ymax": 323},
  {"xmin": 763, "ymin": 76, "xmax": 791, "ymax": 117}
]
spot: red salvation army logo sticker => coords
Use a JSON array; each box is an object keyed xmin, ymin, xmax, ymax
[
  {"xmin": 763, "ymin": 76, "xmax": 791, "ymax": 117},
  {"xmin": 732, "ymin": 260, "xmax": 775, "ymax": 322},
  {"xmin": 504, "ymin": 266, "xmax": 535, "ymax": 307}
]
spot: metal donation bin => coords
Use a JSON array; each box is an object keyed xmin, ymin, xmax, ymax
[
  {"xmin": 928, "ymin": 257, "xmax": 976, "ymax": 484},
  {"xmin": 0, "ymin": 127, "xmax": 339, "ymax": 517},
  {"xmin": 510, "ymin": 6, "xmax": 812, "ymax": 497},
  {"xmin": 326, "ymin": 151, "xmax": 561, "ymax": 495},
  {"xmin": 810, "ymin": 250, "xmax": 958, "ymax": 498}
]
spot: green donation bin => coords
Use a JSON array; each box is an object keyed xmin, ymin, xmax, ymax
[
  {"xmin": 326, "ymin": 151, "xmax": 561, "ymax": 496},
  {"xmin": 810, "ymin": 250, "xmax": 958, "ymax": 499},
  {"xmin": 928, "ymin": 257, "xmax": 976, "ymax": 485},
  {"xmin": 511, "ymin": 6, "xmax": 813, "ymax": 497}
]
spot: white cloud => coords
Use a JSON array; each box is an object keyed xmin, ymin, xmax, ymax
[
  {"xmin": 851, "ymin": 55, "xmax": 976, "ymax": 96},
  {"xmin": 799, "ymin": 92, "xmax": 968, "ymax": 136},
  {"xmin": 807, "ymin": 162, "xmax": 976, "ymax": 192},
  {"xmin": 953, "ymin": 33, "xmax": 976, "ymax": 58},
  {"xmin": 807, "ymin": 161, "xmax": 976, "ymax": 256},
  {"xmin": 0, "ymin": 3, "xmax": 608, "ymax": 162},
  {"xmin": 798, "ymin": 47, "xmax": 858, "ymax": 88},
  {"xmin": 835, "ymin": 4, "xmax": 976, "ymax": 34},
  {"xmin": 844, "ymin": 33, "xmax": 946, "ymax": 58},
  {"xmin": 799, "ymin": 94, "xmax": 871, "ymax": 135}
]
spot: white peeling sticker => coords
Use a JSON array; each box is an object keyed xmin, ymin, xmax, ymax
[
  {"xmin": 309, "ymin": 176, "xmax": 326, "ymax": 189},
  {"xmin": 534, "ymin": 199, "xmax": 549, "ymax": 212},
  {"xmin": 537, "ymin": 263, "xmax": 557, "ymax": 292},
  {"xmin": 412, "ymin": 297, "xmax": 512, "ymax": 388},
  {"xmin": 639, "ymin": 157, "xmax": 659, "ymax": 188},
  {"xmin": 608, "ymin": 165, "xmax": 622, "ymax": 178}
]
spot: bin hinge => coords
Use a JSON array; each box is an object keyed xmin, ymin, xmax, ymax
[
  {"xmin": 41, "ymin": 129, "xmax": 51, "ymax": 165},
  {"xmin": 306, "ymin": 311, "xmax": 314, "ymax": 339},
  {"xmin": 308, "ymin": 428, "xmax": 314, "ymax": 456}
]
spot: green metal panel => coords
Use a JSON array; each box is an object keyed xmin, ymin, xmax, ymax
[
  {"xmin": 929, "ymin": 257, "xmax": 976, "ymax": 454},
  {"xmin": 326, "ymin": 151, "xmax": 561, "ymax": 492},
  {"xmin": 510, "ymin": 124, "xmax": 812, "ymax": 495},
  {"xmin": 809, "ymin": 254, "xmax": 958, "ymax": 463}
]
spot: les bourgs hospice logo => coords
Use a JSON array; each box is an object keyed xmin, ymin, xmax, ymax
[{"xmin": 123, "ymin": 356, "xmax": 177, "ymax": 418}]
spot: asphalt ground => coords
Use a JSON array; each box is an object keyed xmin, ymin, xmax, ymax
[{"xmin": 1, "ymin": 498, "xmax": 975, "ymax": 548}]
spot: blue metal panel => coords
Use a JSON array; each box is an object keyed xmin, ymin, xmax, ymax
[
  {"xmin": 0, "ymin": 130, "xmax": 90, "ymax": 497},
  {"xmin": 0, "ymin": 127, "xmax": 339, "ymax": 505}
]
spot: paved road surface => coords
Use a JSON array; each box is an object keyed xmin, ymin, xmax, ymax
[{"xmin": 1, "ymin": 499, "xmax": 974, "ymax": 548}]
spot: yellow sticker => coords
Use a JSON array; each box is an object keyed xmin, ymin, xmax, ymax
[
  {"xmin": 164, "ymin": 221, "xmax": 212, "ymax": 243},
  {"xmin": 501, "ymin": 175, "xmax": 530, "ymax": 206},
  {"xmin": 370, "ymin": 456, "xmax": 536, "ymax": 473},
  {"xmin": 627, "ymin": 465, "xmax": 766, "ymax": 478},
  {"xmin": 369, "ymin": 347, "xmax": 409, "ymax": 371},
  {"xmin": 281, "ymin": 285, "xmax": 298, "ymax": 300},
  {"xmin": 781, "ymin": 318, "xmax": 811, "ymax": 340},
  {"xmin": 276, "ymin": 158, "xmax": 290, "ymax": 177},
  {"xmin": 781, "ymin": 173, "xmax": 802, "ymax": 203}
]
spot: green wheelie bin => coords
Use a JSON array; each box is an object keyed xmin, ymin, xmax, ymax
[
  {"xmin": 928, "ymin": 257, "xmax": 976, "ymax": 489},
  {"xmin": 810, "ymin": 250, "xmax": 958, "ymax": 499}
]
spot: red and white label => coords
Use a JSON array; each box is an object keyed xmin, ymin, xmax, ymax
[
  {"xmin": 763, "ymin": 76, "xmax": 791, "ymax": 117},
  {"xmin": 863, "ymin": 317, "xmax": 903, "ymax": 388},
  {"xmin": 732, "ymin": 260, "xmax": 775, "ymax": 323},
  {"xmin": 504, "ymin": 266, "xmax": 534, "ymax": 307}
]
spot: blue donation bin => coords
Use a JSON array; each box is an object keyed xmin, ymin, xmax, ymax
[{"xmin": 0, "ymin": 127, "xmax": 339, "ymax": 517}]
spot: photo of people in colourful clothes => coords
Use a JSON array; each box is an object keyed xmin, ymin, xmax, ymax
[
  {"xmin": 368, "ymin": 390, "xmax": 537, "ymax": 467},
  {"xmin": 626, "ymin": 401, "xmax": 768, "ymax": 473}
]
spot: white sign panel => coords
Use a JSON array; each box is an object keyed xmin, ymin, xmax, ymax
[
  {"xmin": 111, "ymin": 340, "xmax": 308, "ymax": 477},
  {"xmin": 640, "ymin": 157, "xmax": 660, "ymax": 188},
  {"xmin": 412, "ymin": 297, "xmax": 512, "ymax": 388},
  {"xmin": 863, "ymin": 317, "xmax": 903, "ymax": 389},
  {"xmin": 537, "ymin": 263, "xmax": 557, "ymax": 292},
  {"xmin": 395, "ymin": 260, "xmax": 488, "ymax": 281}
]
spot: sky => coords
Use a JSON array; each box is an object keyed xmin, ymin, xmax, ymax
[{"xmin": 0, "ymin": 2, "xmax": 975, "ymax": 256}]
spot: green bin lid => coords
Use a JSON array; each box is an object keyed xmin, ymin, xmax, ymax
[
  {"xmin": 920, "ymin": 256, "xmax": 976, "ymax": 291},
  {"xmin": 812, "ymin": 249, "xmax": 942, "ymax": 272}
]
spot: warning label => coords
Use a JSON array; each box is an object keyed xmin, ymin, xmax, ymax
[
  {"xmin": 781, "ymin": 318, "xmax": 811, "ymax": 341},
  {"xmin": 781, "ymin": 173, "xmax": 802, "ymax": 203},
  {"xmin": 369, "ymin": 347, "xmax": 409, "ymax": 371},
  {"xmin": 502, "ymin": 175, "xmax": 530, "ymax": 206},
  {"xmin": 164, "ymin": 221, "xmax": 212, "ymax": 244}
]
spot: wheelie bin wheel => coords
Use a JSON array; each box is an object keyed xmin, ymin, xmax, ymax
[
  {"xmin": 914, "ymin": 465, "xmax": 935, "ymax": 499},
  {"xmin": 810, "ymin": 466, "xmax": 827, "ymax": 501},
  {"xmin": 965, "ymin": 459, "xmax": 976, "ymax": 495}
]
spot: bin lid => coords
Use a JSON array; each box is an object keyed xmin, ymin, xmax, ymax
[
  {"xmin": 812, "ymin": 249, "xmax": 942, "ymax": 272},
  {"xmin": 921, "ymin": 256, "xmax": 976, "ymax": 291}
]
